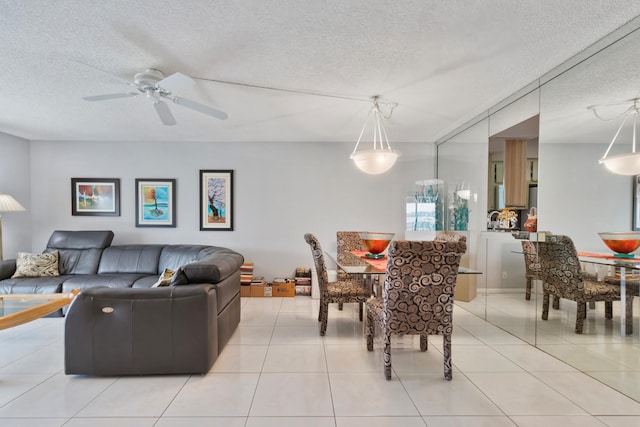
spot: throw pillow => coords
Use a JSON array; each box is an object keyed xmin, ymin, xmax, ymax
[
  {"xmin": 169, "ymin": 267, "xmax": 189, "ymax": 286},
  {"xmin": 12, "ymin": 251, "xmax": 60, "ymax": 278},
  {"xmin": 152, "ymin": 268, "xmax": 176, "ymax": 287}
]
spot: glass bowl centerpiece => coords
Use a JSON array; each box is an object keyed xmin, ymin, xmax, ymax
[
  {"xmin": 358, "ymin": 232, "xmax": 395, "ymax": 259},
  {"xmin": 598, "ymin": 231, "xmax": 640, "ymax": 258}
]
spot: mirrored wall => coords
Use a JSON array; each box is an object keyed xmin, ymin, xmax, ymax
[{"xmin": 437, "ymin": 17, "xmax": 640, "ymax": 402}]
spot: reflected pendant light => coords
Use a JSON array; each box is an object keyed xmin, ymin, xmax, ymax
[
  {"xmin": 350, "ymin": 97, "xmax": 401, "ymax": 174},
  {"xmin": 593, "ymin": 99, "xmax": 640, "ymax": 175}
]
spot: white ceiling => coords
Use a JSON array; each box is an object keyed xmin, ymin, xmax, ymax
[{"xmin": 1, "ymin": 1, "xmax": 640, "ymax": 143}]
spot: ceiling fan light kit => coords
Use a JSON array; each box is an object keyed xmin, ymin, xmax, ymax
[
  {"xmin": 592, "ymin": 98, "xmax": 640, "ymax": 175},
  {"xmin": 350, "ymin": 97, "xmax": 401, "ymax": 175},
  {"xmin": 82, "ymin": 67, "xmax": 228, "ymax": 126}
]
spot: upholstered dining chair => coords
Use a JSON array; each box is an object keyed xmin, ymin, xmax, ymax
[
  {"xmin": 365, "ymin": 239, "xmax": 467, "ymax": 380},
  {"xmin": 336, "ymin": 231, "xmax": 367, "ymax": 310},
  {"xmin": 537, "ymin": 234, "xmax": 635, "ymax": 334},
  {"xmin": 520, "ymin": 231, "xmax": 559, "ymax": 308},
  {"xmin": 304, "ymin": 233, "xmax": 370, "ymax": 336}
]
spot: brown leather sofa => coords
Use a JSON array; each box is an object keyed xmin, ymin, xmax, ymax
[{"xmin": 0, "ymin": 230, "xmax": 244, "ymax": 375}]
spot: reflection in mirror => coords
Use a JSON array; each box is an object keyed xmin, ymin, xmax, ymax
[
  {"xmin": 537, "ymin": 21, "xmax": 640, "ymax": 403},
  {"xmin": 436, "ymin": 117, "xmax": 488, "ymax": 321},
  {"xmin": 437, "ymin": 17, "xmax": 640, "ymax": 402}
]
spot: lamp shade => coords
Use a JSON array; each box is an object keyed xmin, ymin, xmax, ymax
[
  {"xmin": 350, "ymin": 149, "xmax": 400, "ymax": 175},
  {"xmin": 0, "ymin": 194, "xmax": 26, "ymax": 212},
  {"xmin": 599, "ymin": 152, "xmax": 640, "ymax": 176}
]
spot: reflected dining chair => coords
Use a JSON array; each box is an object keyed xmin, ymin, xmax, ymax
[
  {"xmin": 537, "ymin": 234, "xmax": 635, "ymax": 334},
  {"xmin": 520, "ymin": 231, "xmax": 559, "ymax": 308},
  {"xmin": 304, "ymin": 233, "xmax": 370, "ymax": 336},
  {"xmin": 365, "ymin": 239, "xmax": 467, "ymax": 380}
]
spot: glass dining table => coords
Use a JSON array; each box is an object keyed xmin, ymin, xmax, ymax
[
  {"xmin": 578, "ymin": 252, "xmax": 640, "ymax": 335},
  {"xmin": 325, "ymin": 249, "xmax": 481, "ymax": 296}
]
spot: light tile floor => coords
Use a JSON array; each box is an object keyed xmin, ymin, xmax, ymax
[{"xmin": 1, "ymin": 296, "xmax": 640, "ymax": 426}]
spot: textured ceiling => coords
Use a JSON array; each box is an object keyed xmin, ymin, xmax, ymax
[{"xmin": 1, "ymin": 1, "xmax": 640, "ymax": 143}]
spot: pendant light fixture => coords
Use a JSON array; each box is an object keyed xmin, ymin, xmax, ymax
[
  {"xmin": 350, "ymin": 96, "xmax": 401, "ymax": 175},
  {"xmin": 590, "ymin": 98, "xmax": 640, "ymax": 175}
]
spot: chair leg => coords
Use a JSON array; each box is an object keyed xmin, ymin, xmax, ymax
[
  {"xmin": 626, "ymin": 295, "xmax": 634, "ymax": 335},
  {"xmin": 420, "ymin": 335, "xmax": 428, "ymax": 351},
  {"xmin": 383, "ymin": 329, "xmax": 392, "ymax": 380},
  {"xmin": 542, "ymin": 292, "xmax": 550, "ymax": 320},
  {"xmin": 319, "ymin": 302, "xmax": 328, "ymax": 336},
  {"xmin": 525, "ymin": 277, "xmax": 532, "ymax": 300},
  {"xmin": 443, "ymin": 333, "xmax": 452, "ymax": 380},
  {"xmin": 338, "ymin": 302, "xmax": 343, "ymax": 311},
  {"xmin": 605, "ymin": 301, "xmax": 613, "ymax": 319},
  {"xmin": 553, "ymin": 295, "xmax": 560, "ymax": 310},
  {"xmin": 359, "ymin": 302, "xmax": 363, "ymax": 321},
  {"xmin": 366, "ymin": 306, "xmax": 374, "ymax": 351},
  {"xmin": 576, "ymin": 302, "xmax": 586, "ymax": 334}
]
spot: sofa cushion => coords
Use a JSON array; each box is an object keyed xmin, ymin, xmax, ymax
[
  {"xmin": 12, "ymin": 251, "xmax": 60, "ymax": 278},
  {"xmin": 46, "ymin": 230, "xmax": 114, "ymax": 275},
  {"xmin": 0, "ymin": 276, "xmax": 67, "ymax": 294},
  {"xmin": 61, "ymin": 273, "xmax": 150, "ymax": 293},
  {"xmin": 98, "ymin": 245, "xmax": 163, "ymax": 274}
]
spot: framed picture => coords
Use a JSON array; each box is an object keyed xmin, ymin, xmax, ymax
[
  {"xmin": 200, "ymin": 170, "xmax": 233, "ymax": 231},
  {"xmin": 135, "ymin": 179, "xmax": 176, "ymax": 227},
  {"xmin": 71, "ymin": 178, "xmax": 120, "ymax": 216},
  {"xmin": 634, "ymin": 175, "xmax": 640, "ymax": 231}
]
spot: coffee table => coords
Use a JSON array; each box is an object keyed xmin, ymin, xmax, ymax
[{"xmin": 0, "ymin": 289, "xmax": 79, "ymax": 330}]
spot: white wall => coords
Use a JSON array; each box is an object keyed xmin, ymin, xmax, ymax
[
  {"xmin": 27, "ymin": 140, "xmax": 434, "ymax": 280},
  {"xmin": 0, "ymin": 132, "xmax": 31, "ymax": 258}
]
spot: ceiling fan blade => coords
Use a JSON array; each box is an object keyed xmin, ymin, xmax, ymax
[
  {"xmin": 153, "ymin": 101, "xmax": 176, "ymax": 126},
  {"xmin": 158, "ymin": 72, "xmax": 195, "ymax": 93},
  {"xmin": 83, "ymin": 92, "xmax": 139, "ymax": 101},
  {"xmin": 168, "ymin": 96, "xmax": 228, "ymax": 120}
]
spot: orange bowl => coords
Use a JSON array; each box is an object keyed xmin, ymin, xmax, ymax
[
  {"xmin": 358, "ymin": 232, "xmax": 394, "ymax": 254},
  {"xmin": 598, "ymin": 232, "xmax": 640, "ymax": 254}
]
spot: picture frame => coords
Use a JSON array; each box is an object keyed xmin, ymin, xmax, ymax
[
  {"xmin": 71, "ymin": 178, "xmax": 120, "ymax": 216},
  {"xmin": 634, "ymin": 175, "xmax": 640, "ymax": 231},
  {"xmin": 135, "ymin": 179, "xmax": 176, "ymax": 227},
  {"xmin": 200, "ymin": 170, "xmax": 233, "ymax": 231}
]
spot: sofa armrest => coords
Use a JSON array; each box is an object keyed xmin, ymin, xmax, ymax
[
  {"xmin": 0, "ymin": 259, "xmax": 16, "ymax": 280},
  {"xmin": 184, "ymin": 250, "xmax": 244, "ymax": 283},
  {"xmin": 65, "ymin": 284, "xmax": 218, "ymax": 375}
]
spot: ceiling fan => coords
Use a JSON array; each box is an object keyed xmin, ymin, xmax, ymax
[{"xmin": 82, "ymin": 68, "xmax": 228, "ymax": 125}]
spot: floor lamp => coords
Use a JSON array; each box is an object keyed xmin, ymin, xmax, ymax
[{"xmin": 0, "ymin": 194, "xmax": 26, "ymax": 260}]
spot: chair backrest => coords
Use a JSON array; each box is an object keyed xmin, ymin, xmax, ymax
[
  {"xmin": 434, "ymin": 232, "xmax": 467, "ymax": 243},
  {"xmin": 383, "ymin": 240, "xmax": 467, "ymax": 335},
  {"xmin": 536, "ymin": 234, "xmax": 585, "ymax": 298},
  {"xmin": 521, "ymin": 240, "xmax": 540, "ymax": 278},
  {"xmin": 336, "ymin": 231, "xmax": 365, "ymax": 264},
  {"xmin": 304, "ymin": 233, "xmax": 328, "ymax": 293}
]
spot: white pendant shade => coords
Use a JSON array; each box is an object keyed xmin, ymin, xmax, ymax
[
  {"xmin": 350, "ymin": 149, "xmax": 400, "ymax": 175},
  {"xmin": 592, "ymin": 100, "xmax": 640, "ymax": 175},
  {"xmin": 351, "ymin": 97, "xmax": 401, "ymax": 175},
  {"xmin": 599, "ymin": 152, "xmax": 640, "ymax": 175}
]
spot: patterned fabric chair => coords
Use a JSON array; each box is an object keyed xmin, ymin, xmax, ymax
[
  {"xmin": 304, "ymin": 233, "xmax": 370, "ymax": 336},
  {"xmin": 537, "ymin": 234, "xmax": 635, "ymax": 334},
  {"xmin": 521, "ymin": 232, "xmax": 559, "ymax": 308},
  {"xmin": 336, "ymin": 231, "xmax": 367, "ymax": 311},
  {"xmin": 365, "ymin": 239, "xmax": 467, "ymax": 380}
]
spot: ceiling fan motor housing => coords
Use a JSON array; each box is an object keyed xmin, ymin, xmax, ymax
[{"xmin": 134, "ymin": 68, "xmax": 165, "ymax": 88}]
